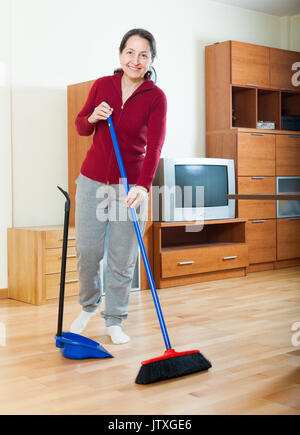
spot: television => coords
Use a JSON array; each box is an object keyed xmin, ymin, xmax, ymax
[{"xmin": 152, "ymin": 157, "xmax": 235, "ymax": 221}]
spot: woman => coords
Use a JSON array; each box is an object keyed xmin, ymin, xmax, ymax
[{"xmin": 70, "ymin": 29, "xmax": 167, "ymax": 344}]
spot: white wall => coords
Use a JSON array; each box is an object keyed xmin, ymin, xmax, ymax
[
  {"xmin": 1, "ymin": 0, "xmax": 299, "ymax": 288},
  {"xmin": 0, "ymin": 0, "xmax": 12, "ymax": 289},
  {"xmin": 290, "ymin": 15, "xmax": 300, "ymax": 51}
]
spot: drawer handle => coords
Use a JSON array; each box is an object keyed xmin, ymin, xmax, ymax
[
  {"xmin": 281, "ymin": 88, "xmax": 295, "ymax": 92},
  {"xmin": 288, "ymin": 135, "xmax": 300, "ymax": 138},
  {"xmin": 66, "ymin": 254, "xmax": 77, "ymax": 258},
  {"xmin": 251, "ymin": 133, "xmax": 264, "ymax": 136},
  {"xmin": 65, "ymin": 279, "xmax": 79, "ymax": 284},
  {"xmin": 246, "ymin": 83, "xmax": 259, "ymax": 87},
  {"xmin": 223, "ymin": 256, "xmax": 238, "ymax": 260},
  {"xmin": 178, "ymin": 261, "xmax": 195, "ymax": 266},
  {"xmin": 251, "ymin": 176, "xmax": 265, "ymax": 179},
  {"xmin": 289, "ymin": 217, "xmax": 300, "ymax": 221},
  {"xmin": 252, "ymin": 220, "xmax": 265, "ymax": 223}
]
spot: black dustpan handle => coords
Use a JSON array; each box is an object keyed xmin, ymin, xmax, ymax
[{"xmin": 56, "ymin": 186, "xmax": 70, "ymax": 337}]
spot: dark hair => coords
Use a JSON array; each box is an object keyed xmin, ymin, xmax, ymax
[{"xmin": 114, "ymin": 28, "xmax": 157, "ymax": 83}]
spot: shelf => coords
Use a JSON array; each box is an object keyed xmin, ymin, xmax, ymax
[
  {"xmin": 281, "ymin": 91, "xmax": 300, "ymax": 117},
  {"xmin": 232, "ymin": 86, "xmax": 257, "ymax": 128},
  {"xmin": 160, "ymin": 220, "xmax": 247, "ymax": 250},
  {"xmin": 162, "ymin": 241, "xmax": 245, "ymax": 252},
  {"xmin": 235, "ymin": 127, "xmax": 300, "ymax": 135},
  {"xmin": 257, "ymin": 89, "xmax": 280, "ymax": 129},
  {"xmin": 153, "ymin": 218, "xmax": 247, "ymax": 227},
  {"xmin": 230, "ymin": 86, "xmax": 300, "ymax": 132}
]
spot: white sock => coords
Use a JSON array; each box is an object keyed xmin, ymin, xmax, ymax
[
  {"xmin": 107, "ymin": 325, "xmax": 130, "ymax": 344},
  {"xmin": 70, "ymin": 310, "xmax": 97, "ymax": 334}
]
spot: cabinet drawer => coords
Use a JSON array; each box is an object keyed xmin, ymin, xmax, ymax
[
  {"xmin": 46, "ymin": 227, "xmax": 76, "ymax": 249},
  {"xmin": 45, "ymin": 246, "xmax": 77, "ymax": 274},
  {"xmin": 246, "ymin": 219, "xmax": 276, "ymax": 264},
  {"xmin": 237, "ymin": 133, "xmax": 275, "ymax": 176},
  {"xmin": 238, "ymin": 177, "xmax": 276, "ymax": 219},
  {"xmin": 276, "ymin": 135, "xmax": 300, "ymax": 176},
  {"xmin": 277, "ymin": 218, "xmax": 300, "ymax": 260},
  {"xmin": 46, "ymin": 271, "xmax": 79, "ymax": 300},
  {"xmin": 231, "ymin": 41, "xmax": 270, "ymax": 87},
  {"xmin": 161, "ymin": 244, "xmax": 248, "ymax": 278}
]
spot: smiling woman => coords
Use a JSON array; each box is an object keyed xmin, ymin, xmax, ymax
[{"xmin": 72, "ymin": 28, "xmax": 167, "ymax": 345}]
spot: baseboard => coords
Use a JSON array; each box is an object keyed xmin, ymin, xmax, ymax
[{"xmin": 0, "ymin": 288, "xmax": 8, "ymax": 299}]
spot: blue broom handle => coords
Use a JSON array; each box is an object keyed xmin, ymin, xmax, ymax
[{"xmin": 107, "ymin": 115, "xmax": 172, "ymax": 350}]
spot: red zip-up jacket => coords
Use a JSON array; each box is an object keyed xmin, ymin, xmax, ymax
[{"xmin": 75, "ymin": 72, "xmax": 167, "ymax": 191}]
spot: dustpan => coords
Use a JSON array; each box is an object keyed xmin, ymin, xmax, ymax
[{"xmin": 55, "ymin": 186, "xmax": 113, "ymax": 360}]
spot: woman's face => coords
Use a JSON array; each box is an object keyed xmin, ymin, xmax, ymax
[{"xmin": 119, "ymin": 35, "xmax": 153, "ymax": 81}]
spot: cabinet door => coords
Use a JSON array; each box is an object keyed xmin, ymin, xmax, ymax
[
  {"xmin": 237, "ymin": 133, "xmax": 275, "ymax": 176},
  {"xmin": 247, "ymin": 219, "xmax": 276, "ymax": 264},
  {"xmin": 277, "ymin": 218, "xmax": 300, "ymax": 260},
  {"xmin": 68, "ymin": 80, "xmax": 95, "ymax": 226},
  {"xmin": 276, "ymin": 134, "xmax": 300, "ymax": 176},
  {"xmin": 270, "ymin": 48, "xmax": 300, "ymax": 90},
  {"xmin": 238, "ymin": 177, "xmax": 276, "ymax": 219},
  {"xmin": 231, "ymin": 41, "xmax": 270, "ymax": 87}
]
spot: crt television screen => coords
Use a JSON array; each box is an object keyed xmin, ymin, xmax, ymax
[{"xmin": 175, "ymin": 164, "xmax": 228, "ymax": 208}]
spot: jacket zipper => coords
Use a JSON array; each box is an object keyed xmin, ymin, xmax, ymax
[{"xmin": 106, "ymin": 88, "xmax": 152, "ymax": 184}]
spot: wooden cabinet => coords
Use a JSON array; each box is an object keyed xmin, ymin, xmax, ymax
[
  {"xmin": 270, "ymin": 48, "xmax": 300, "ymax": 90},
  {"xmin": 237, "ymin": 132, "xmax": 275, "ymax": 176},
  {"xmin": 153, "ymin": 219, "xmax": 248, "ymax": 289},
  {"xmin": 206, "ymin": 41, "xmax": 300, "ymax": 131},
  {"xmin": 7, "ymin": 226, "xmax": 78, "ymax": 305},
  {"xmin": 246, "ymin": 219, "xmax": 276, "ymax": 264},
  {"xmin": 67, "ymin": 80, "xmax": 95, "ymax": 222},
  {"xmin": 277, "ymin": 218, "xmax": 300, "ymax": 260},
  {"xmin": 276, "ymin": 134, "xmax": 300, "ymax": 176},
  {"xmin": 205, "ymin": 40, "xmax": 300, "ymax": 272},
  {"xmin": 231, "ymin": 41, "xmax": 270, "ymax": 88}
]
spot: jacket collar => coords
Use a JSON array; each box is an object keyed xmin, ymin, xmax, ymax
[{"xmin": 111, "ymin": 71, "xmax": 154, "ymax": 101}]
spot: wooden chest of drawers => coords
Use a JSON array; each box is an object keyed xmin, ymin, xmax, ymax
[{"xmin": 7, "ymin": 226, "xmax": 78, "ymax": 305}]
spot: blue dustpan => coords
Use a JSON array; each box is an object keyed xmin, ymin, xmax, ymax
[
  {"xmin": 55, "ymin": 187, "xmax": 114, "ymax": 360},
  {"xmin": 55, "ymin": 332, "xmax": 113, "ymax": 359}
]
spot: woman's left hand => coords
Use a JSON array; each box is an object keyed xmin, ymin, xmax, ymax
[{"xmin": 125, "ymin": 186, "xmax": 148, "ymax": 208}]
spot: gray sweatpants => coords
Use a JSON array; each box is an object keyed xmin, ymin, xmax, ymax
[{"xmin": 75, "ymin": 173, "xmax": 148, "ymax": 327}]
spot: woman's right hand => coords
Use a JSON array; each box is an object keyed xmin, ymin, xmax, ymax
[{"xmin": 88, "ymin": 101, "xmax": 113, "ymax": 124}]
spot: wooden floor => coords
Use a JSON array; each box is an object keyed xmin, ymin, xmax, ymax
[{"xmin": 0, "ymin": 267, "xmax": 299, "ymax": 415}]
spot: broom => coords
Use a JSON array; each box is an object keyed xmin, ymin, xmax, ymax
[{"xmin": 106, "ymin": 103, "xmax": 211, "ymax": 384}]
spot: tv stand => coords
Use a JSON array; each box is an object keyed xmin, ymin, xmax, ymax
[{"xmin": 153, "ymin": 218, "xmax": 248, "ymax": 288}]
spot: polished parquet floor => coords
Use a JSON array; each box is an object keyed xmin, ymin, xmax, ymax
[{"xmin": 0, "ymin": 267, "xmax": 299, "ymax": 415}]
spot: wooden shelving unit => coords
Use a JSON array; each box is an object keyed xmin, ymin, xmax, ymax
[
  {"xmin": 205, "ymin": 40, "xmax": 300, "ymax": 272},
  {"xmin": 153, "ymin": 219, "xmax": 248, "ymax": 288}
]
